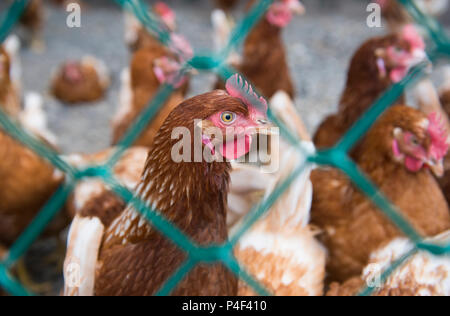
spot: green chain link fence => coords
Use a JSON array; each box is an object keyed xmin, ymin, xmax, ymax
[{"xmin": 0, "ymin": 0, "xmax": 448, "ymax": 296}]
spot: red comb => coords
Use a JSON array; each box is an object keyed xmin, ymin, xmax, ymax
[
  {"xmin": 428, "ymin": 112, "xmax": 449, "ymax": 160},
  {"xmin": 402, "ymin": 24, "xmax": 425, "ymax": 51},
  {"xmin": 225, "ymin": 74, "xmax": 268, "ymax": 114},
  {"xmin": 154, "ymin": 2, "xmax": 173, "ymax": 17}
]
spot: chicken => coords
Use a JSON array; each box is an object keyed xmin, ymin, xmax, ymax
[
  {"xmin": 111, "ymin": 42, "xmax": 191, "ymax": 147},
  {"xmin": 327, "ymin": 230, "xmax": 450, "ymax": 296},
  {"xmin": 50, "ymin": 56, "xmax": 110, "ymax": 104},
  {"xmin": 230, "ymin": 91, "xmax": 326, "ymax": 296},
  {"xmin": 18, "ymin": 0, "xmax": 45, "ymax": 52},
  {"xmin": 0, "ymin": 40, "xmax": 21, "ymax": 118},
  {"xmin": 124, "ymin": 1, "xmax": 177, "ymax": 52},
  {"xmin": 376, "ymin": 0, "xmax": 449, "ymax": 32},
  {"xmin": 311, "ymin": 105, "xmax": 450, "ymax": 283},
  {"xmin": 215, "ymin": 0, "xmax": 304, "ymax": 99},
  {"xmin": 64, "ymin": 75, "xmax": 274, "ymax": 296},
  {"xmin": 214, "ymin": 0, "xmax": 240, "ymax": 11},
  {"xmin": 313, "ymin": 25, "xmax": 428, "ymax": 149}
]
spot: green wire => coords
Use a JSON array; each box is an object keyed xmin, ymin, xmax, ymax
[{"xmin": 0, "ymin": 0, "xmax": 449, "ymax": 296}]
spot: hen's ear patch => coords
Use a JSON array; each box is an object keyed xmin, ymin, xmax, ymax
[{"xmin": 225, "ymin": 74, "xmax": 268, "ymax": 114}]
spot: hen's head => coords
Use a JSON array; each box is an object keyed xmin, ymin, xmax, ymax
[
  {"xmin": 162, "ymin": 75, "xmax": 274, "ymax": 162},
  {"xmin": 61, "ymin": 61, "xmax": 84, "ymax": 84},
  {"xmin": 266, "ymin": 0, "xmax": 305, "ymax": 28},
  {"xmin": 153, "ymin": 56, "xmax": 187, "ymax": 88},
  {"xmin": 375, "ymin": 25, "xmax": 427, "ymax": 83},
  {"xmin": 154, "ymin": 1, "xmax": 176, "ymax": 31},
  {"xmin": 367, "ymin": 105, "xmax": 449, "ymax": 177}
]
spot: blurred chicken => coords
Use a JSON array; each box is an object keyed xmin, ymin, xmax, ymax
[
  {"xmin": 50, "ymin": 56, "xmax": 110, "ymax": 104},
  {"xmin": 215, "ymin": 0, "xmax": 304, "ymax": 99},
  {"xmin": 314, "ymin": 25, "xmax": 428, "ymax": 149},
  {"xmin": 0, "ymin": 129, "xmax": 65, "ymax": 249},
  {"xmin": 327, "ymin": 230, "xmax": 450, "ymax": 296},
  {"xmin": 311, "ymin": 105, "xmax": 450, "ymax": 283},
  {"xmin": 124, "ymin": 1, "xmax": 177, "ymax": 52},
  {"xmin": 231, "ymin": 91, "xmax": 326, "ymax": 296},
  {"xmin": 64, "ymin": 147, "xmax": 148, "ymax": 220},
  {"xmin": 112, "ymin": 41, "xmax": 191, "ymax": 147},
  {"xmin": 376, "ymin": 0, "xmax": 448, "ymax": 32},
  {"xmin": 0, "ymin": 38, "xmax": 21, "ymax": 118},
  {"xmin": 17, "ymin": 0, "xmax": 45, "ymax": 52}
]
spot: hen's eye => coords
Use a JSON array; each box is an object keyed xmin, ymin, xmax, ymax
[
  {"xmin": 411, "ymin": 137, "xmax": 420, "ymax": 146},
  {"xmin": 220, "ymin": 111, "xmax": 236, "ymax": 124}
]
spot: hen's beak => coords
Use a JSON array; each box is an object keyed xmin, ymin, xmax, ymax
[
  {"xmin": 426, "ymin": 158, "xmax": 445, "ymax": 177},
  {"xmin": 289, "ymin": 0, "xmax": 306, "ymax": 15}
]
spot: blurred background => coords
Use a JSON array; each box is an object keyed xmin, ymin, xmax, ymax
[{"xmin": 1, "ymin": 0, "xmax": 448, "ymax": 154}]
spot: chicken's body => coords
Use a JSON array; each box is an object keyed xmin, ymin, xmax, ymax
[
  {"xmin": 314, "ymin": 28, "xmax": 426, "ymax": 149},
  {"xmin": 0, "ymin": 131, "xmax": 64, "ymax": 246},
  {"xmin": 51, "ymin": 56, "xmax": 110, "ymax": 104},
  {"xmin": 0, "ymin": 45, "xmax": 21, "ymax": 118},
  {"xmin": 112, "ymin": 47, "xmax": 187, "ymax": 147},
  {"xmin": 311, "ymin": 105, "xmax": 450, "ymax": 282},
  {"xmin": 327, "ymin": 230, "xmax": 450, "ymax": 296}
]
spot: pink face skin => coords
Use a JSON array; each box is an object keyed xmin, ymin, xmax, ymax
[
  {"xmin": 203, "ymin": 106, "xmax": 269, "ymax": 160},
  {"xmin": 266, "ymin": 0, "xmax": 305, "ymax": 28},
  {"xmin": 375, "ymin": 0, "xmax": 389, "ymax": 9},
  {"xmin": 381, "ymin": 25, "xmax": 427, "ymax": 83},
  {"xmin": 153, "ymin": 57, "xmax": 187, "ymax": 88},
  {"xmin": 392, "ymin": 114, "xmax": 449, "ymax": 176},
  {"xmin": 62, "ymin": 62, "xmax": 83, "ymax": 83}
]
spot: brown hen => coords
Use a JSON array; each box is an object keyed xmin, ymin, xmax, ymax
[
  {"xmin": 50, "ymin": 56, "xmax": 110, "ymax": 104},
  {"xmin": 112, "ymin": 43, "xmax": 190, "ymax": 148},
  {"xmin": 314, "ymin": 26, "xmax": 427, "ymax": 149},
  {"xmin": 311, "ymin": 105, "xmax": 450, "ymax": 283},
  {"xmin": 215, "ymin": 0, "xmax": 304, "ymax": 99},
  {"xmin": 0, "ymin": 45, "xmax": 20, "ymax": 118}
]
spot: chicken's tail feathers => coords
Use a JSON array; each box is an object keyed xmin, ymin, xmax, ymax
[
  {"xmin": 112, "ymin": 67, "xmax": 132, "ymax": 129},
  {"xmin": 20, "ymin": 92, "xmax": 58, "ymax": 147},
  {"xmin": 4, "ymin": 35, "xmax": 22, "ymax": 91},
  {"xmin": 64, "ymin": 215, "xmax": 105, "ymax": 296},
  {"xmin": 82, "ymin": 55, "xmax": 111, "ymax": 88}
]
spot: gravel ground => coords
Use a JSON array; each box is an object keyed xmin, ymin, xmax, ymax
[
  {"xmin": 1, "ymin": 0, "xmax": 449, "ymax": 295},
  {"xmin": 2, "ymin": 0, "xmax": 448, "ymax": 154}
]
